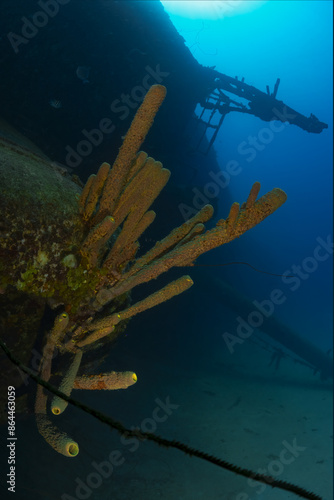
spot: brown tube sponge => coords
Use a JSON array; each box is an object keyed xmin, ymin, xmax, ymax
[
  {"xmin": 73, "ymin": 371, "xmax": 137, "ymax": 390},
  {"xmin": 35, "ymin": 382, "xmax": 79, "ymax": 457}
]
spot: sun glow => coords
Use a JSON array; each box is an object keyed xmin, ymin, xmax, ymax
[{"xmin": 160, "ymin": 1, "xmax": 267, "ymax": 20}]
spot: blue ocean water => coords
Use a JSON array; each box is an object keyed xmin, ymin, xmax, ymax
[
  {"xmin": 161, "ymin": 0, "xmax": 333, "ymax": 352},
  {"xmin": 0, "ymin": 2, "xmax": 332, "ymax": 500}
]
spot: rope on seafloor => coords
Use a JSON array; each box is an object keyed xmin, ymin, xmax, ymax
[{"xmin": 0, "ymin": 339, "xmax": 322, "ymax": 500}]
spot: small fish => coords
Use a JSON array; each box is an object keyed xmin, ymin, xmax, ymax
[
  {"xmin": 49, "ymin": 99, "xmax": 62, "ymax": 109},
  {"xmin": 76, "ymin": 65, "xmax": 90, "ymax": 84}
]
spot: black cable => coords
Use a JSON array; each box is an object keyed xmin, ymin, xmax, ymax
[{"xmin": 0, "ymin": 339, "xmax": 322, "ymax": 500}]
